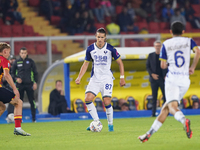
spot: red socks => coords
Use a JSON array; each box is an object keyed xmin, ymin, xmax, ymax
[{"xmin": 14, "ymin": 115, "xmax": 22, "ymax": 128}]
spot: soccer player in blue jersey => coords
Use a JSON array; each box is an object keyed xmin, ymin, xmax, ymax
[
  {"xmin": 0, "ymin": 42, "xmax": 30, "ymax": 136},
  {"xmin": 138, "ymin": 21, "xmax": 200, "ymax": 142},
  {"xmin": 75, "ymin": 28, "xmax": 126, "ymax": 131}
]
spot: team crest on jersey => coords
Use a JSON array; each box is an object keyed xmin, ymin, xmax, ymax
[
  {"xmin": 26, "ymin": 61, "xmax": 29, "ymax": 64},
  {"xmin": 104, "ymin": 51, "xmax": 108, "ymax": 54}
]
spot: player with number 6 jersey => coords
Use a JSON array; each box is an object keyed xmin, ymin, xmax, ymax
[
  {"xmin": 138, "ymin": 21, "xmax": 200, "ymax": 143},
  {"xmin": 75, "ymin": 28, "xmax": 126, "ymax": 132},
  {"xmin": 160, "ymin": 36, "xmax": 198, "ymax": 86}
]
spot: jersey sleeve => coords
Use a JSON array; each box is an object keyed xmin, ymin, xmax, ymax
[
  {"xmin": 159, "ymin": 44, "xmax": 167, "ymax": 61},
  {"xmin": 191, "ymin": 39, "xmax": 198, "ymax": 52},
  {"xmin": 85, "ymin": 48, "xmax": 92, "ymax": 62},
  {"xmin": 2, "ymin": 58, "xmax": 10, "ymax": 71},
  {"xmin": 111, "ymin": 47, "xmax": 120, "ymax": 60}
]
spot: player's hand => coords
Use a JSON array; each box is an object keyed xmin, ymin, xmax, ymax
[
  {"xmin": 16, "ymin": 78, "xmax": 22, "ymax": 83},
  {"xmin": 120, "ymin": 78, "xmax": 126, "ymax": 87},
  {"xmin": 60, "ymin": 90, "xmax": 64, "ymax": 95},
  {"xmin": 75, "ymin": 77, "xmax": 81, "ymax": 85},
  {"xmin": 33, "ymin": 82, "xmax": 37, "ymax": 90},
  {"xmin": 13, "ymin": 88, "xmax": 20, "ymax": 98},
  {"xmin": 189, "ymin": 67, "xmax": 195, "ymax": 75},
  {"xmin": 151, "ymin": 73, "xmax": 159, "ymax": 80}
]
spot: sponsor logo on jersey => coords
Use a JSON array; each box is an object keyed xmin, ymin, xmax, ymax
[{"xmin": 94, "ymin": 55, "xmax": 107, "ymax": 62}]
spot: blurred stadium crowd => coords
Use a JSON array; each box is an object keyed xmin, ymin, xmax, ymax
[{"xmin": 0, "ymin": 0, "xmax": 200, "ymax": 35}]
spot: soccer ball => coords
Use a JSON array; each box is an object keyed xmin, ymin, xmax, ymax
[
  {"xmin": 7, "ymin": 113, "xmax": 14, "ymax": 123},
  {"xmin": 90, "ymin": 120, "xmax": 103, "ymax": 132}
]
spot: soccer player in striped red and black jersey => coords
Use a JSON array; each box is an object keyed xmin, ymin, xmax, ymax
[{"xmin": 0, "ymin": 42, "xmax": 30, "ymax": 136}]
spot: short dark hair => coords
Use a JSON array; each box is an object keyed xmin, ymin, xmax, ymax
[
  {"xmin": 20, "ymin": 47, "xmax": 27, "ymax": 51},
  {"xmin": 96, "ymin": 28, "xmax": 106, "ymax": 36},
  {"xmin": 56, "ymin": 80, "xmax": 62, "ymax": 84},
  {"xmin": 0, "ymin": 42, "xmax": 10, "ymax": 52},
  {"xmin": 171, "ymin": 21, "xmax": 184, "ymax": 35}
]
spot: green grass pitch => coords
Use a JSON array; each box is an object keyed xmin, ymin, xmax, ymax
[{"xmin": 1, "ymin": 115, "xmax": 200, "ymax": 150}]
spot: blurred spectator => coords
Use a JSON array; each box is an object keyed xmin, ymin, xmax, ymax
[
  {"xmin": 112, "ymin": 0, "xmax": 125, "ymax": 6},
  {"xmin": 132, "ymin": 0, "xmax": 148, "ymax": 20},
  {"xmin": 48, "ymin": 80, "xmax": 73, "ymax": 116},
  {"xmin": 68, "ymin": 12, "xmax": 84, "ymax": 35},
  {"xmin": 40, "ymin": 0, "xmax": 53, "ymax": 20},
  {"xmin": 52, "ymin": 0, "xmax": 62, "ymax": 16},
  {"xmin": 118, "ymin": 98, "xmax": 126, "ymax": 108},
  {"xmin": 184, "ymin": 0, "xmax": 200, "ymax": 29},
  {"xmin": 117, "ymin": 7, "xmax": 138, "ymax": 33},
  {"xmin": 101, "ymin": 0, "xmax": 115, "ymax": 17},
  {"xmin": 81, "ymin": 10, "xmax": 96, "ymax": 33},
  {"xmin": 162, "ymin": 3, "xmax": 174, "ymax": 22},
  {"xmin": 89, "ymin": 0, "xmax": 105, "ymax": 23},
  {"xmin": 192, "ymin": 101, "xmax": 199, "ymax": 109},
  {"xmin": 170, "ymin": 8, "xmax": 186, "ymax": 26},
  {"xmin": 121, "ymin": 103, "xmax": 130, "ymax": 111},
  {"xmin": 106, "ymin": 16, "xmax": 120, "ymax": 46},
  {"xmin": 5, "ymin": 0, "xmax": 24, "ymax": 24},
  {"xmin": 60, "ymin": 0, "xmax": 76, "ymax": 32},
  {"xmin": 127, "ymin": 2, "xmax": 136, "ymax": 21},
  {"xmin": 73, "ymin": 0, "xmax": 89, "ymax": 9}
]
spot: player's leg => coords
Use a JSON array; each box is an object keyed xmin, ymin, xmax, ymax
[
  {"xmin": 138, "ymin": 102, "xmax": 169, "ymax": 142},
  {"xmin": 25, "ymin": 85, "xmax": 36, "ymax": 122},
  {"xmin": 85, "ymin": 92, "xmax": 99, "ymax": 121},
  {"xmin": 167, "ymin": 85, "xmax": 192, "ymax": 138},
  {"xmin": 10, "ymin": 97, "xmax": 31, "ymax": 136},
  {"xmin": 0, "ymin": 101, "xmax": 6, "ymax": 116},
  {"xmin": 103, "ymin": 96, "xmax": 113, "ymax": 131},
  {"xmin": 102, "ymin": 78, "xmax": 114, "ymax": 131}
]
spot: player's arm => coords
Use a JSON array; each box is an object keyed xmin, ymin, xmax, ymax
[
  {"xmin": 160, "ymin": 44, "xmax": 168, "ymax": 69},
  {"xmin": 189, "ymin": 47, "xmax": 200, "ymax": 75},
  {"xmin": 75, "ymin": 61, "xmax": 89, "ymax": 84},
  {"xmin": 3, "ymin": 69, "xmax": 20, "ymax": 98},
  {"xmin": 160, "ymin": 60, "xmax": 167, "ymax": 69},
  {"xmin": 116, "ymin": 58, "xmax": 126, "ymax": 87}
]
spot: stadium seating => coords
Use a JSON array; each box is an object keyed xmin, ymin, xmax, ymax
[
  {"xmin": 139, "ymin": 41, "xmax": 149, "ymax": 47},
  {"xmin": 115, "ymin": 6, "xmax": 123, "ymax": 15},
  {"xmin": 24, "ymin": 41, "xmax": 36, "ymax": 54},
  {"xmin": 1, "ymin": 25, "xmax": 12, "ymax": 37},
  {"xmin": 148, "ymin": 22, "xmax": 160, "ymax": 33},
  {"xmin": 23, "ymin": 25, "xmax": 35, "ymax": 36},
  {"xmin": 73, "ymin": 99, "xmax": 87, "ymax": 113},
  {"xmin": 93, "ymin": 97, "xmax": 106, "ymax": 112},
  {"xmin": 179, "ymin": 98, "xmax": 188, "ymax": 109},
  {"xmin": 14, "ymin": 41, "xmax": 25, "ymax": 54},
  {"xmin": 144, "ymin": 94, "xmax": 153, "ymax": 110},
  {"xmin": 191, "ymin": 4, "xmax": 200, "ymax": 17},
  {"xmin": 160, "ymin": 22, "xmax": 170, "ymax": 33},
  {"xmin": 12, "ymin": 25, "xmax": 23, "ymax": 37},
  {"xmin": 35, "ymin": 42, "xmax": 47, "ymax": 54},
  {"xmin": 111, "ymin": 97, "xmax": 120, "ymax": 110},
  {"xmin": 28, "ymin": 0, "xmax": 40, "ymax": 7},
  {"xmin": 136, "ymin": 22, "xmax": 148, "ymax": 31},
  {"xmin": 51, "ymin": 15, "xmax": 61, "ymax": 26},
  {"xmin": 94, "ymin": 23, "xmax": 106, "ymax": 30},
  {"xmin": 125, "ymin": 96, "xmax": 139, "ymax": 110}
]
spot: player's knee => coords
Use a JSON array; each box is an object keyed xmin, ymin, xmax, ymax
[{"xmin": 0, "ymin": 102, "xmax": 6, "ymax": 112}]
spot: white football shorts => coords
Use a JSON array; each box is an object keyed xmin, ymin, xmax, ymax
[
  {"xmin": 85, "ymin": 76, "xmax": 113, "ymax": 98},
  {"xmin": 165, "ymin": 80, "xmax": 190, "ymax": 104}
]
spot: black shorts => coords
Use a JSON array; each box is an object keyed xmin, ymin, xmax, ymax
[{"xmin": 0, "ymin": 87, "xmax": 15, "ymax": 104}]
